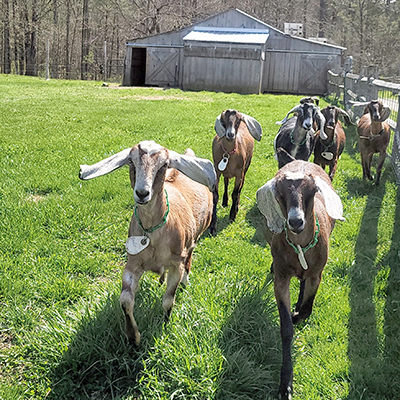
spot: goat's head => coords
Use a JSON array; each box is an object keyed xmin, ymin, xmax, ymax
[
  {"xmin": 321, "ymin": 106, "xmax": 353, "ymax": 132},
  {"xmin": 299, "ymin": 96, "xmax": 320, "ymax": 107},
  {"xmin": 256, "ymin": 161, "xmax": 344, "ymax": 234},
  {"xmin": 276, "ymin": 103, "xmax": 327, "ymax": 139},
  {"xmin": 79, "ymin": 141, "xmax": 217, "ymax": 204},
  {"xmin": 214, "ymin": 109, "xmax": 262, "ymax": 141},
  {"xmin": 364, "ymin": 100, "xmax": 391, "ymax": 122}
]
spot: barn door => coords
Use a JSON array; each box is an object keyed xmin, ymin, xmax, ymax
[
  {"xmin": 146, "ymin": 48, "xmax": 180, "ymax": 87},
  {"xmin": 299, "ymin": 54, "xmax": 336, "ymax": 95}
]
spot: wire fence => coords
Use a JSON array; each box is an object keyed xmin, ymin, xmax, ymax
[{"xmin": 0, "ymin": 58, "xmax": 125, "ymax": 83}]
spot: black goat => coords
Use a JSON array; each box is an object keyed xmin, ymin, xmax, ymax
[{"xmin": 274, "ymin": 102, "xmax": 326, "ymax": 168}]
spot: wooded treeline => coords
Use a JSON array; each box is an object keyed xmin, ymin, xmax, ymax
[{"xmin": 1, "ymin": 0, "xmax": 400, "ymax": 82}]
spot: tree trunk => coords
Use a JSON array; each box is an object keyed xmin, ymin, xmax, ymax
[
  {"xmin": 66, "ymin": 0, "xmax": 70, "ymax": 78},
  {"xmin": 52, "ymin": 0, "xmax": 59, "ymax": 78},
  {"xmin": 318, "ymin": 0, "xmax": 326, "ymax": 38},
  {"xmin": 3, "ymin": 0, "xmax": 11, "ymax": 73},
  {"xmin": 25, "ymin": 1, "xmax": 37, "ymax": 76},
  {"xmin": 81, "ymin": 0, "xmax": 90, "ymax": 80}
]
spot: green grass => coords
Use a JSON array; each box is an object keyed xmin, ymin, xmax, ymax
[{"xmin": 0, "ymin": 75, "xmax": 400, "ymax": 400}]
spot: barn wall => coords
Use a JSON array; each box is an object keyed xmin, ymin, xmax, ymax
[{"xmin": 182, "ymin": 43, "xmax": 262, "ymax": 94}]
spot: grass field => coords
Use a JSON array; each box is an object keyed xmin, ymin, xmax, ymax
[{"xmin": 0, "ymin": 75, "xmax": 399, "ymax": 400}]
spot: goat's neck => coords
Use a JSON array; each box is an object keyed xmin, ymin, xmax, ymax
[
  {"xmin": 292, "ymin": 126, "xmax": 309, "ymax": 143},
  {"xmin": 322, "ymin": 127, "xmax": 335, "ymax": 144},
  {"xmin": 370, "ymin": 119, "xmax": 384, "ymax": 135},
  {"xmin": 287, "ymin": 212, "xmax": 317, "ymax": 249},
  {"xmin": 135, "ymin": 189, "xmax": 168, "ymax": 233},
  {"xmin": 220, "ymin": 137, "xmax": 237, "ymax": 153}
]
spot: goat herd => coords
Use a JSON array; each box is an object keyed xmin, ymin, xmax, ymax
[{"xmin": 79, "ymin": 97, "xmax": 391, "ymax": 400}]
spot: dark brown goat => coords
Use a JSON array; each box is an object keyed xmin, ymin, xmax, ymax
[
  {"xmin": 314, "ymin": 106, "xmax": 353, "ymax": 180},
  {"xmin": 357, "ymin": 100, "xmax": 391, "ymax": 185},
  {"xmin": 210, "ymin": 109, "xmax": 262, "ymax": 235},
  {"xmin": 256, "ymin": 160, "xmax": 344, "ymax": 400}
]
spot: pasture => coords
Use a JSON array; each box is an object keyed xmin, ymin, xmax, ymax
[{"xmin": 0, "ymin": 75, "xmax": 399, "ymax": 400}]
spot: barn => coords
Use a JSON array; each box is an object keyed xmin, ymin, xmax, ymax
[{"xmin": 122, "ymin": 8, "xmax": 345, "ymax": 95}]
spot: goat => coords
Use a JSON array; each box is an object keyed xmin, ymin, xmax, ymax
[
  {"xmin": 314, "ymin": 105, "xmax": 353, "ymax": 180},
  {"xmin": 274, "ymin": 102, "xmax": 326, "ymax": 168},
  {"xmin": 210, "ymin": 109, "xmax": 262, "ymax": 236},
  {"xmin": 357, "ymin": 99, "xmax": 391, "ymax": 185},
  {"xmin": 256, "ymin": 159, "xmax": 344, "ymax": 400},
  {"xmin": 79, "ymin": 141, "xmax": 216, "ymax": 345}
]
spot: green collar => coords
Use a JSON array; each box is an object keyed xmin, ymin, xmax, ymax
[
  {"xmin": 284, "ymin": 216, "xmax": 320, "ymax": 255},
  {"xmin": 290, "ymin": 127, "xmax": 308, "ymax": 146},
  {"xmin": 134, "ymin": 189, "xmax": 169, "ymax": 234}
]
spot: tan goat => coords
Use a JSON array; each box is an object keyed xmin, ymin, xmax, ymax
[
  {"xmin": 357, "ymin": 99, "xmax": 391, "ymax": 185},
  {"xmin": 257, "ymin": 160, "xmax": 344, "ymax": 400},
  {"xmin": 210, "ymin": 109, "xmax": 262, "ymax": 235},
  {"xmin": 79, "ymin": 141, "xmax": 216, "ymax": 345}
]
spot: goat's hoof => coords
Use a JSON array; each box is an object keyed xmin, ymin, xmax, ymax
[
  {"xmin": 126, "ymin": 329, "xmax": 141, "ymax": 347},
  {"xmin": 210, "ymin": 226, "xmax": 217, "ymax": 236},
  {"xmin": 278, "ymin": 385, "xmax": 293, "ymax": 400}
]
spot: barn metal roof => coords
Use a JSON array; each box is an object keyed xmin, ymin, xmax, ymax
[{"xmin": 183, "ymin": 27, "xmax": 269, "ymax": 45}]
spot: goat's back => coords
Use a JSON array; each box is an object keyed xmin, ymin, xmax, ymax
[{"xmin": 165, "ymin": 171, "xmax": 213, "ymax": 240}]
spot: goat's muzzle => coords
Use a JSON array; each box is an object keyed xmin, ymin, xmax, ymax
[
  {"xmin": 287, "ymin": 217, "xmax": 305, "ymax": 234},
  {"xmin": 135, "ymin": 188, "xmax": 150, "ymax": 204}
]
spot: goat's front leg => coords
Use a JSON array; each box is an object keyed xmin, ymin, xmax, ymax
[
  {"xmin": 362, "ymin": 152, "xmax": 373, "ymax": 181},
  {"xmin": 210, "ymin": 173, "xmax": 221, "ymax": 236},
  {"xmin": 292, "ymin": 273, "xmax": 321, "ymax": 325},
  {"xmin": 229, "ymin": 175, "xmax": 244, "ymax": 221},
  {"xmin": 222, "ymin": 177, "xmax": 229, "ymax": 207},
  {"xmin": 120, "ymin": 265, "xmax": 143, "ymax": 346},
  {"xmin": 374, "ymin": 151, "xmax": 387, "ymax": 186},
  {"xmin": 163, "ymin": 260, "xmax": 184, "ymax": 321},
  {"xmin": 328, "ymin": 161, "xmax": 337, "ymax": 181},
  {"xmin": 275, "ymin": 275, "xmax": 293, "ymax": 400}
]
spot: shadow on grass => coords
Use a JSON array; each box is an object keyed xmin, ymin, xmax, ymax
[
  {"xmin": 48, "ymin": 285, "xmax": 165, "ymax": 400},
  {"xmin": 215, "ymin": 284, "xmax": 281, "ymax": 400},
  {"xmin": 245, "ymin": 204, "xmax": 269, "ymax": 247},
  {"xmin": 345, "ymin": 170, "xmax": 400, "ymax": 399}
]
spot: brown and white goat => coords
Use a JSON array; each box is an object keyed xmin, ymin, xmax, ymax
[
  {"xmin": 210, "ymin": 109, "xmax": 262, "ymax": 235},
  {"xmin": 314, "ymin": 106, "xmax": 353, "ymax": 180},
  {"xmin": 256, "ymin": 160, "xmax": 344, "ymax": 400},
  {"xmin": 357, "ymin": 100, "xmax": 391, "ymax": 185},
  {"xmin": 79, "ymin": 141, "xmax": 216, "ymax": 345}
]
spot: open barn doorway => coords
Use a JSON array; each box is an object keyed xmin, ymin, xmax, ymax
[{"xmin": 130, "ymin": 48, "xmax": 146, "ymax": 86}]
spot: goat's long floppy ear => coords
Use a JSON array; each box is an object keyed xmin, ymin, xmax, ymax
[
  {"xmin": 169, "ymin": 151, "xmax": 217, "ymax": 192},
  {"xmin": 214, "ymin": 114, "xmax": 226, "ymax": 137},
  {"xmin": 379, "ymin": 106, "xmax": 391, "ymax": 122},
  {"xmin": 256, "ymin": 178, "xmax": 285, "ymax": 234},
  {"xmin": 275, "ymin": 105, "xmax": 301, "ymax": 125},
  {"xmin": 241, "ymin": 113, "xmax": 262, "ymax": 141},
  {"xmin": 315, "ymin": 176, "xmax": 345, "ymax": 221},
  {"xmin": 338, "ymin": 108, "xmax": 355, "ymax": 126},
  {"xmin": 315, "ymin": 109, "xmax": 327, "ymax": 139},
  {"xmin": 79, "ymin": 148, "xmax": 132, "ymax": 180}
]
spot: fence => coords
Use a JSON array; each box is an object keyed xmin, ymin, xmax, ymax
[{"xmin": 327, "ymin": 68, "xmax": 400, "ymax": 184}]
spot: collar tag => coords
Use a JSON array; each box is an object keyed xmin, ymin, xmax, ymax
[
  {"xmin": 218, "ymin": 154, "xmax": 230, "ymax": 171},
  {"xmin": 297, "ymin": 245, "xmax": 309, "ymax": 270},
  {"xmin": 126, "ymin": 236, "xmax": 150, "ymax": 255},
  {"xmin": 321, "ymin": 151, "xmax": 334, "ymax": 160}
]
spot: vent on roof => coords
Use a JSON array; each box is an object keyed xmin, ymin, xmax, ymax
[{"xmin": 284, "ymin": 23, "xmax": 303, "ymax": 37}]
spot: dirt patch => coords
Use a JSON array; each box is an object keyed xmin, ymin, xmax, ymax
[
  {"xmin": 26, "ymin": 194, "xmax": 46, "ymax": 203},
  {"xmin": 0, "ymin": 332, "xmax": 13, "ymax": 350}
]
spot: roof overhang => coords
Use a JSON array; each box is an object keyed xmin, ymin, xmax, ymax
[{"xmin": 183, "ymin": 26, "xmax": 269, "ymax": 45}]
